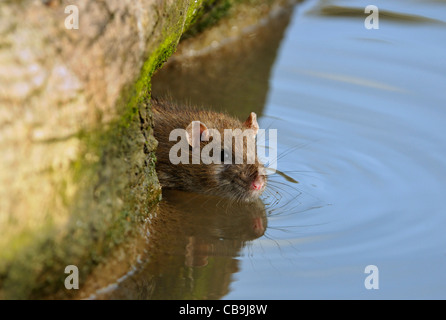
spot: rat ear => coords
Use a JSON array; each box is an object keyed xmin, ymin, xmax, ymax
[
  {"xmin": 185, "ymin": 121, "xmax": 209, "ymax": 148},
  {"xmin": 243, "ymin": 112, "xmax": 259, "ymax": 135}
]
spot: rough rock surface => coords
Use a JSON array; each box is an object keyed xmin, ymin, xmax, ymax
[{"xmin": 0, "ymin": 0, "xmax": 215, "ymax": 299}]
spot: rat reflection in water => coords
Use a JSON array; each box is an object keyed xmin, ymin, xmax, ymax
[{"xmin": 90, "ymin": 190, "xmax": 267, "ymax": 300}]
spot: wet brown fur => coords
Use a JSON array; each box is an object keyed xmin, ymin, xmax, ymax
[{"xmin": 152, "ymin": 97, "xmax": 266, "ymax": 202}]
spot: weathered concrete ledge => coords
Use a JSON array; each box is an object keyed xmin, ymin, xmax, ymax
[{"xmin": 0, "ymin": 0, "xmax": 234, "ymax": 299}]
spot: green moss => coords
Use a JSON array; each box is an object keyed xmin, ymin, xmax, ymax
[{"xmin": 182, "ymin": 0, "xmax": 232, "ymax": 39}]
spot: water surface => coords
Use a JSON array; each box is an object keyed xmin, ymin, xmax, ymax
[
  {"xmin": 91, "ymin": 0, "xmax": 446, "ymax": 299},
  {"xmin": 224, "ymin": 0, "xmax": 446, "ymax": 299}
]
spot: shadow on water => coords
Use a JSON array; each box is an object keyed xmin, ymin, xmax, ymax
[
  {"xmin": 151, "ymin": 5, "xmax": 294, "ymax": 118},
  {"xmin": 88, "ymin": 191, "xmax": 267, "ymax": 300}
]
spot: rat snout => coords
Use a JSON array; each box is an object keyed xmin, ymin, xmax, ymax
[{"xmin": 251, "ymin": 174, "xmax": 265, "ymax": 191}]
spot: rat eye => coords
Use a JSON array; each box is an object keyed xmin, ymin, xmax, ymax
[{"xmin": 221, "ymin": 149, "xmax": 231, "ymax": 163}]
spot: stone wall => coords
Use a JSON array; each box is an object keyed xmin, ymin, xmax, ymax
[{"xmin": 0, "ymin": 0, "xmax": 221, "ymax": 299}]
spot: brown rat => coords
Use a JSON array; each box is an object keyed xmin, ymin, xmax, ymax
[{"xmin": 152, "ymin": 97, "xmax": 266, "ymax": 202}]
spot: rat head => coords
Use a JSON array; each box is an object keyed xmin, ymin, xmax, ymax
[{"xmin": 181, "ymin": 112, "xmax": 267, "ymax": 202}]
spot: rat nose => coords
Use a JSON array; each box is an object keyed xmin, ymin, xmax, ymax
[{"xmin": 251, "ymin": 175, "xmax": 264, "ymax": 191}]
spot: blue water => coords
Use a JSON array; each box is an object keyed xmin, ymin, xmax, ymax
[{"xmin": 225, "ymin": 0, "xmax": 446, "ymax": 299}]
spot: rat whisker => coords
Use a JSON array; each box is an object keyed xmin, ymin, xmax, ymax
[
  {"xmin": 262, "ymin": 190, "xmax": 281, "ymax": 208},
  {"xmin": 266, "ymin": 182, "xmax": 300, "ymax": 199},
  {"xmin": 263, "ymin": 188, "xmax": 280, "ymax": 203},
  {"xmin": 265, "ymin": 139, "xmax": 320, "ymax": 169},
  {"xmin": 279, "ymin": 169, "xmax": 327, "ymax": 175}
]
